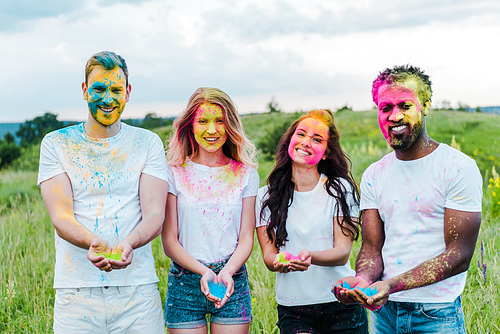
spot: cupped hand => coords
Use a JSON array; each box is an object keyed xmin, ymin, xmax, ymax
[
  {"xmin": 200, "ymin": 270, "xmax": 219, "ymax": 303},
  {"xmin": 214, "ymin": 269, "xmax": 234, "ymax": 309},
  {"xmin": 87, "ymin": 237, "xmax": 112, "ymax": 272},
  {"xmin": 351, "ymin": 280, "xmax": 389, "ymax": 311},
  {"xmin": 332, "ymin": 276, "xmax": 369, "ymax": 305},
  {"xmin": 109, "ymin": 240, "xmax": 133, "ymax": 270},
  {"xmin": 273, "ymin": 254, "xmax": 291, "ymax": 273},
  {"xmin": 288, "ymin": 249, "xmax": 312, "ymax": 272}
]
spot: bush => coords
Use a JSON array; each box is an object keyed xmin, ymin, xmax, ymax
[
  {"xmin": 257, "ymin": 121, "xmax": 291, "ymax": 161},
  {"xmin": 0, "ymin": 142, "xmax": 21, "ymax": 170}
]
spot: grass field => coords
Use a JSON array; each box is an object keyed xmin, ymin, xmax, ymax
[{"xmin": 1, "ymin": 109, "xmax": 499, "ymax": 333}]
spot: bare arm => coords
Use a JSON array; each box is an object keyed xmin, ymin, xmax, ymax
[
  {"xmin": 307, "ymin": 217, "xmax": 357, "ymax": 267},
  {"xmin": 355, "ymin": 209, "xmax": 385, "ymax": 284},
  {"xmin": 256, "ymin": 225, "xmax": 280, "ymax": 272},
  {"xmin": 40, "ymin": 173, "xmax": 97, "ymax": 249},
  {"xmin": 217, "ymin": 196, "xmax": 256, "ymax": 306}
]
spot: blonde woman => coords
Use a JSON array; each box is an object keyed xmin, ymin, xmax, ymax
[{"xmin": 162, "ymin": 87, "xmax": 258, "ymax": 334}]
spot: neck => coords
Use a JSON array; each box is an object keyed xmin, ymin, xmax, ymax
[
  {"xmin": 291, "ymin": 163, "xmax": 321, "ymax": 192},
  {"xmin": 85, "ymin": 114, "xmax": 121, "ymax": 139},
  {"xmin": 394, "ymin": 130, "xmax": 439, "ymax": 161},
  {"xmin": 191, "ymin": 149, "xmax": 230, "ymax": 167}
]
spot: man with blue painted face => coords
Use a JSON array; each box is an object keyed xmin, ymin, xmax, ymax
[
  {"xmin": 333, "ymin": 65, "xmax": 482, "ymax": 333},
  {"xmin": 38, "ymin": 51, "xmax": 168, "ymax": 333}
]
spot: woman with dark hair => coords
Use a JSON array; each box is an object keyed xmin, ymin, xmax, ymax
[{"xmin": 256, "ymin": 109, "xmax": 368, "ymax": 333}]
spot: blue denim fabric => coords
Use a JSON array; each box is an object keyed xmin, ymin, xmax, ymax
[
  {"xmin": 277, "ymin": 301, "xmax": 368, "ymax": 334},
  {"xmin": 370, "ymin": 296, "xmax": 466, "ymax": 334},
  {"xmin": 165, "ymin": 259, "xmax": 252, "ymax": 329}
]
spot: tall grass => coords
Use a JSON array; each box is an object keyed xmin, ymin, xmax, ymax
[{"xmin": 1, "ymin": 110, "xmax": 499, "ymax": 333}]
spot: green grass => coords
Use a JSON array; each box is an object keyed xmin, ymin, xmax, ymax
[{"xmin": 1, "ymin": 110, "xmax": 500, "ymax": 333}]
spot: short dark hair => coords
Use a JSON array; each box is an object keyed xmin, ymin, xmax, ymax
[
  {"xmin": 372, "ymin": 65, "xmax": 432, "ymax": 106},
  {"xmin": 85, "ymin": 51, "xmax": 129, "ymax": 87}
]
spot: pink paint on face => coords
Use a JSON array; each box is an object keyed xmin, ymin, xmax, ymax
[
  {"xmin": 193, "ymin": 103, "xmax": 227, "ymax": 154},
  {"xmin": 288, "ymin": 117, "xmax": 329, "ymax": 167},
  {"xmin": 376, "ymin": 82, "xmax": 425, "ymax": 150}
]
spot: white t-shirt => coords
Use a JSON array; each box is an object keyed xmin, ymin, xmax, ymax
[
  {"xmin": 256, "ymin": 175, "xmax": 359, "ymax": 306},
  {"xmin": 38, "ymin": 122, "xmax": 168, "ymax": 288},
  {"xmin": 167, "ymin": 159, "xmax": 259, "ymax": 263},
  {"xmin": 360, "ymin": 144, "xmax": 482, "ymax": 303}
]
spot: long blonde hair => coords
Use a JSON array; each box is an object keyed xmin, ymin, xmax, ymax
[{"xmin": 167, "ymin": 87, "xmax": 258, "ymax": 169}]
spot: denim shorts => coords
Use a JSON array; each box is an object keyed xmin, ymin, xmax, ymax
[
  {"xmin": 164, "ymin": 259, "xmax": 252, "ymax": 329},
  {"xmin": 370, "ymin": 295, "xmax": 466, "ymax": 334},
  {"xmin": 277, "ymin": 301, "xmax": 368, "ymax": 334}
]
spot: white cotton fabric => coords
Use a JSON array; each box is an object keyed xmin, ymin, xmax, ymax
[
  {"xmin": 256, "ymin": 175, "xmax": 359, "ymax": 306},
  {"xmin": 167, "ymin": 160, "xmax": 259, "ymax": 263},
  {"xmin": 360, "ymin": 143, "xmax": 482, "ymax": 303},
  {"xmin": 38, "ymin": 122, "xmax": 168, "ymax": 288}
]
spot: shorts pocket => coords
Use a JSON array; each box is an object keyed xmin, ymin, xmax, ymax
[
  {"xmin": 338, "ymin": 301, "xmax": 361, "ymax": 310},
  {"xmin": 133, "ymin": 283, "xmax": 160, "ymax": 298},
  {"xmin": 233, "ymin": 265, "xmax": 247, "ymax": 277},
  {"xmin": 55, "ymin": 288, "xmax": 80, "ymax": 307},
  {"xmin": 419, "ymin": 302, "xmax": 459, "ymax": 322},
  {"xmin": 168, "ymin": 262, "xmax": 185, "ymax": 278}
]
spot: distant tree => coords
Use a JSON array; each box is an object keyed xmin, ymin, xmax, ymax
[
  {"xmin": 440, "ymin": 100, "xmax": 452, "ymax": 110},
  {"xmin": 4, "ymin": 132, "xmax": 15, "ymax": 144},
  {"xmin": 0, "ymin": 142, "xmax": 21, "ymax": 170},
  {"xmin": 476, "ymin": 106, "xmax": 481, "ymax": 113},
  {"xmin": 257, "ymin": 120, "xmax": 292, "ymax": 161},
  {"xmin": 457, "ymin": 102, "xmax": 470, "ymax": 112},
  {"xmin": 16, "ymin": 112, "xmax": 63, "ymax": 146},
  {"xmin": 267, "ymin": 98, "xmax": 281, "ymax": 113},
  {"xmin": 336, "ymin": 104, "xmax": 353, "ymax": 113},
  {"xmin": 140, "ymin": 113, "xmax": 173, "ymax": 129}
]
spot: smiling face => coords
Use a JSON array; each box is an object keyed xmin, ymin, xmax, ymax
[
  {"xmin": 192, "ymin": 103, "xmax": 227, "ymax": 154},
  {"xmin": 288, "ymin": 117, "xmax": 329, "ymax": 167},
  {"xmin": 376, "ymin": 82, "xmax": 428, "ymax": 150},
  {"xmin": 83, "ymin": 66, "xmax": 130, "ymax": 126}
]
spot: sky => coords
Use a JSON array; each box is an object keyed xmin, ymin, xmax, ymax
[{"xmin": 1, "ymin": 0, "xmax": 500, "ymax": 122}]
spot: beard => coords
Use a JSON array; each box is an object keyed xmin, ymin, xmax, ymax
[{"xmin": 388, "ymin": 117, "xmax": 425, "ymax": 150}]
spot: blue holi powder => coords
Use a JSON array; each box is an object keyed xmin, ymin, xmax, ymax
[
  {"xmin": 338, "ymin": 281, "xmax": 378, "ymax": 297},
  {"xmin": 208, "ymin": 280, "xmax": 227, "ymax": 299}
]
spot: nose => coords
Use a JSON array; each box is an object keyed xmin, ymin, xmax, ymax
[
  {"xmin": 102, "ymin": 90, "xmax": 113, "ymax": 105},
  {"xmin": 388, "ymin": 108, "xmax": 404, "ymax": 122},
  {"xmin": 302, "ymin": 135, "xmax": 312, "ymax": 147},
  {"xmin": 207, "ymin": 121, "xmax": 216, "ymax": 134}
]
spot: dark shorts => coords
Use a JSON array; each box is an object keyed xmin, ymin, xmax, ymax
[
  {"xmin": 165, "ymin": 259, "xmax": 252, "ymax": 329},
  {"xmin": 277, "ymin": 301, "xmax": 368, "ymax": 334}
]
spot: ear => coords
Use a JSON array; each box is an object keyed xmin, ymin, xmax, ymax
[
  {"xmin": 82, "ymin": 82, "xmax": 88, "ymax": 101},
  {"xmin": 422, "ymin": 100, "xmax": 431, "ymax": 116},
  {"xmin": 125, "ymin": 84, "xmax": 132, "ymax": 103}
]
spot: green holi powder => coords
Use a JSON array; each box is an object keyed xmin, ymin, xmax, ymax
[{"xmin": 98, "ymin": 253, "xmax": 122, "ymax": 261}]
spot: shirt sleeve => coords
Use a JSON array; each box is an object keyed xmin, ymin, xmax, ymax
[
  {"xmin": 242, "ymin": 168, "xmax": 259, "ymax": 198},
  {"xmin": 166, "ymin": 165, "xmax": 178, "ymax": 196},
  {"xmin": 255, "ymin": 186, "xmax": 270, "ymax": 228},
  {"xmin": 444, "ymin": 158, "xmax": 483, "ymax": 212},
  {"xmin": 141, "ymin": 133, "xmax": 168, "ymax": 182},
  {"xmin": 37, "ymin": 134, "xmax": 65, "ymax": 187},
  {"xmin": 359, "ymin": 164, "xmax": 378, "ymax": 211}
]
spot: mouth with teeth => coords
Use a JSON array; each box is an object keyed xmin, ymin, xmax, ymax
[
  {"xmin": 204, "ymin": 137, "xmax": 219, "ymax": 143},
  {"xmin": 389, "ymin": 123, "xmax": 409, "ymax": 136},
  {"xmin": 296, "ymin": 147, "xmax": 312, "ymax": 156},
  {"xmin": 98, "ymin": 106, "xmax": 116, "ymax": 113}
]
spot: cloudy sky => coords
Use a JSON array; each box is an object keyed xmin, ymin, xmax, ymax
[{"xmin": 1, "ymin": 0, "xmax": 499, "ymax": 122}]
